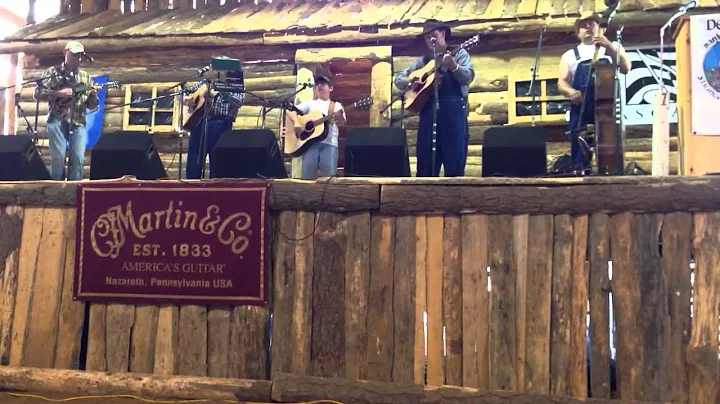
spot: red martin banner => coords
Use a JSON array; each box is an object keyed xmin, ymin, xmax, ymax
[{"xmin": 74, "ymin": 181, "xmax": 270, "ymax": 306}]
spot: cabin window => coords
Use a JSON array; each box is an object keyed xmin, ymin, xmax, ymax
[
  {"xmin": 122, "ymin": 84, "xmax": 179, "ymax": 132},
  {"xmin": 508, "ymin": 75, "xmax": 571, "ymax": 125}
]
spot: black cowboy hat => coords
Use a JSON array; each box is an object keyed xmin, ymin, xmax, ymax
[{"xmin": 420, "ymin": 19, "xmax": 451, "ymax": 39}]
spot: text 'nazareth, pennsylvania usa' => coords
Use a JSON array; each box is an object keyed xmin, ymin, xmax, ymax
[{"xmin": 73, "ymin": 181, "xmax": 270, "ymax": 306}]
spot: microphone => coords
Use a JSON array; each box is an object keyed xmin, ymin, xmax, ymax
[
  {"xmin": 82, "ymin": 53, "xmax": 94, "ymax": 62},
  {"xmin": 679, "ymin": 0, "xmax": 696, "ymax": 12},
  {"xmin": 431, "ymin": 37, "xmax": 437, "ymax": 44},
  {"xmin": 303, "ymin": 82, "xmax": 314, "ymax": 88},
  {"xmin": 197, "ymin": 65, "xmax": 211, "ymax": 74}
]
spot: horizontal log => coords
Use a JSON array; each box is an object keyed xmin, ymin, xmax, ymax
[
  {"xmin": 408, "ymin": 145, "xmax": 483, "ymax": 158},
  {"xmin": 0, "ymin": 177, "xmax": 381, "ymax": 211},
  {"xmin": 24, "ymin": 63, "xmax": 296, "ymax": 84},
  {"xmin": 379, "ymin": 174, "xmax": 710, "ymax": 215},
  {"xmin": 271, "ymin": 372, "xmax": 665, "ymax": 404},
  {"xmin": 296, "ymin": 46, "xmax": 391, "ymax": 64},
  {"xmin": 26, "ymin": 112, "xmax": 124, "ymax": 132},
  {"xmin": 0, "ymin": 366, "xmax": 271, "ymax": 401},
  {"xmin": 17, "ymin": 90, "xmax": 125, "ymax": 105},
  {"xmin": 398, "ymin": 113, "xmax": 509, "ymax": 129},
  {"xmin": 392, "ymin": 55, "xmax": 509, "ymax": 94},
  {"xmin": 0, "ymin": 34, "xmax": 265, "ymax": 55}
]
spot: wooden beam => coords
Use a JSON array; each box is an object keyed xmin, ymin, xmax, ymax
[
  {"xmin": 295, "ymin": 46, "xmax": 392, "ymax": 64},
  {"xmin": 134, "ymin": 0, "xmax": 147, "ymax": 11},
  {"xmin": 0, "ymin": 56, "xmax": 6, "ymax": 135},
  {"xmin": 369, "ymin": 60, "xmax": 391, "ymax": 127},
  {"xmin": 26, "ymin": 0, "xmax": 36, "ymax": 23},
  {"xmin": 0, "ymin": 366, "xmax": 272, "ymax": 401},
  {"xmin": 0, "ymin": 177, "xmax": 381, "ymax": 211},
  {"xmin": 7, "ymin": 54, "xmax": 18, "ymax": 135},
  {"xmin": 289, "ymin": 66, "xmax": 315, "ymax": 179},
  {"xmin": 0, "ymin": 35, "xmax": 265, "ymax": 54},
  {"xmin": 81, "ymin": 0, "xmax": 104, "ymax": 13},
  {"xmin": 378, "ymin": 176, "xmax": 720, "ymax": 215},
  {"xmin": 70, "ymin": 0, "xmax": 81, "ymax": 14},
  {"xmin": 270, "ymin": 372, "xmax": 668, "ymax": 403}
]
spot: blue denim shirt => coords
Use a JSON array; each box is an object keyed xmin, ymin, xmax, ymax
[{"xmin": 394, "ymin": 48, "xmax": 475, "ymax": 97}]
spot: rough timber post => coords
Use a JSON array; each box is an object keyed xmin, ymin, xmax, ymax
[
  {"xmin": 290, "ymin": 66, "xmax": 315, "ymax": 178},
  {"xmin": 370, "ymin": 59, "xmax": 392, "ymax": 127}
]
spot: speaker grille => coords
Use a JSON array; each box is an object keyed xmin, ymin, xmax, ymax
[
  {"xmin": 90, "ymin": 131, "xmax": 167, "ymax": 180},
  {"xmin": 344, "ymin": 127, "xmax": 410, "ymax": 177}
]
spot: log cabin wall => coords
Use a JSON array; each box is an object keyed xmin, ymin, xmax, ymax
[
  {"xmin": 0, "ymin": 176, "xmax": 719, "ymax": 403},
  {"xmin": 392, "ymin": 41, "xmax": 681, "ymax": 176},
  {"xmin": 16, "ymin": 38, "xmax": 682, "ymax": 179},
  {"xmin": 18, "ymin": 48, "xmax": 297, "ymax": 179},
  {"xmin": 5, "ymin": 0, "xmax": 714, "ymax": 178}
]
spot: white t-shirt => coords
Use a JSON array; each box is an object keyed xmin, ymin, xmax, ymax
[
  {"xmin": 296, "ymin": 99, "xmax": 345, "ymax": 147},
  {"xmin": 560, "ymin": 43, "xmax": 618, "ymax": 80}
]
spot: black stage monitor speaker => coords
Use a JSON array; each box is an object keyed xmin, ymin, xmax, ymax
[
  {"xmin": 482, "ymin": 126, "xmax": 547, "ymax": 178},
  {"xmin": 0, "ymin": 135, "xmax": 51, "ymax": 181},
  {"xmin": 90, "ymin": 131, "xmax": 167, "ymax": 180},
  {"xmin": 211, "ymin": 129, "xmax": 287, "ymax": 179},
  {"xmin": 344, "ymin": 127, "xmax": 410, "ymax": 177}
]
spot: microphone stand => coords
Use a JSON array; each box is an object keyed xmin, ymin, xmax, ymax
[
  {"xmin": 430, "ymin": 38, "xmax": 440, "ymax": 177},
  {"xmin": 198, "ymin": 76, "xmax": 213, "ymax": 179},
  {"xmin": 527, "ymin": 27, "xmax": 546, "ymax": 127},
  {"xmin": 660, "ymin": 2, "xmax": 695, "ymax": 91},
  {"xmin": 0, "ymin": 76, "xmax": 50, "ymax": 146},
  {"xmin": 613, "ymin": 26, "xmax": 625, "ymax": 174},
  {"xmin": 246, "ymin": 84, "xmax": 311, "ymax": 156},
  {"xmin": 250, "ymin": 83, "xmax": 311, "ymax": 128},
  {"xmin": 105, "ymin": 88, "xmax": 191, "ymax": 177},
  {"xmin": 381, "ymin": 91, "xmax": 407, "ymax": 128},
  {"xmin": 163, "ymin": 70, "xmax": 207, "ymax": 180},
  {"xmin": 13, "ymin": 92, "xmax": 38, "ymax": 143},
  {"xmin": 657, "ymin": 1, "xmax": 694, "ymax": 174}
]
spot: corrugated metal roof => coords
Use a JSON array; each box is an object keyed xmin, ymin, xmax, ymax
[{"xmin": 2, "ymin": 0, "xmax": 718, "ymax": 42}]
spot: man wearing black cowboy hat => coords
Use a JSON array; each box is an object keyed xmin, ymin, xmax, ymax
[
  {"xmin": 395, "ymin": 19, "xmax": 474, "ymax": 177},
  {"xmin": 558, "ymin": 12, "xmax": 630, "ymax": 172}
]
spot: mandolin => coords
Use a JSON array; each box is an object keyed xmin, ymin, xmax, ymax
[
  {"xmin": 53, "ymin": 80, "xmax": 122, "ymax": 111},
  {"xmin": 402, "ymin": 35, "xmax": 480, "ymax": 113},
  {"xmin": 283, "ymin": 97, "xmax": 373, "ymax": 157}
]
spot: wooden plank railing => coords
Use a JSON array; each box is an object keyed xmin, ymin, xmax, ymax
[{"xmin": 0, "ymin": 177, "xmax": 718, "ymax": 404}]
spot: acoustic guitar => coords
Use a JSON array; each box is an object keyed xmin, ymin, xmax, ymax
[
  {"xmin": 402, "ymin": 35, "xmax": 480, "ymax": 113},
  {"xmin": 284, "ymin": 97, "xmax": 373, "ymax": 157},
  {"xmin": 182, "ymin": 83, "xmax": 208, "ymax": 131}
]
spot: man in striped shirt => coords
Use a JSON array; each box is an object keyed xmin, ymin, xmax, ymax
[
  {"xmin": 183, "ymin": 67, "xmax": 245, "ymax": 179},
  {"xmin": 35, "ymin": 41, "xmax": 99, "ymax": 181}
]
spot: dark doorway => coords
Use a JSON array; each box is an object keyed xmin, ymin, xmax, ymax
[{"xmin": 327, "ymin": 59, "xmax": 372, "ymax": 174}]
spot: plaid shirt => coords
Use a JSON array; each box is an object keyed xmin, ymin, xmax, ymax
[
  {"xmin": 34, "ymin": 64, "xmax": 99, "ymax": 126},
  {"xmin": 186, "ymin": 81, "xmax": 245, "ymax": 120}
]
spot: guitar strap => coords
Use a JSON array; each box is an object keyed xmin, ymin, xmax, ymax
[{"xmin": 327, "ymin": 100, "xmax": 336, "ymax": 122}]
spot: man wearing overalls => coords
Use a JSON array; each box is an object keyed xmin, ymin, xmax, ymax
[
  {"xmin": 395, "ymin": 19, "xmax": 475, "ymax": 177},
  {"xmin": 558, "ymin": 12, "xmax": 630, "ymax": 171}
]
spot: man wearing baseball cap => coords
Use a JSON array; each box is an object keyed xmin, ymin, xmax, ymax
[
  {"xmin": 289, "ymin": 72, "xmax": 346, "ymax": 179},
  {"xmin": 34, "ymin": 40, "xmax": 98, "ymax": 181},
  {"xmin": 557, "ymin": 12, "xmax": 630, "ymax": 172}
]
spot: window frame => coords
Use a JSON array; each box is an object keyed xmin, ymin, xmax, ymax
[
  {"xmin": 122, "ymin": 82, "xmax": 181, "ymax": 133},
  {"xmin": 508, "ymin": 73, "xmax": 569, "ymax": 125}
]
